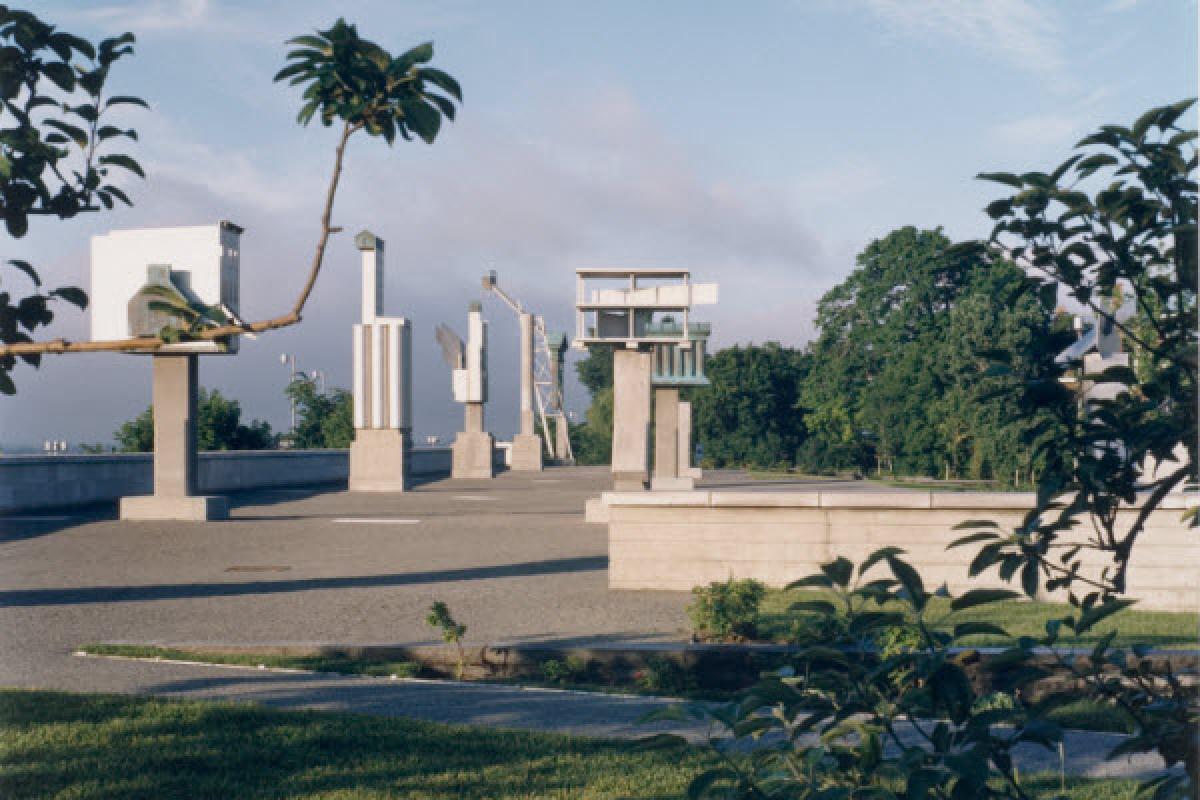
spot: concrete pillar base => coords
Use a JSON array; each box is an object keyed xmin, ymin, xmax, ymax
[
  {"xmin": 349, "ymin": 429, "xmax": 410, "ymax": 491},
  {"xmin": 510, "ymin": 433, "xmax": 544, "ymax": 471},
  {"xmin": 612, "ymin": 471, "xmax": 648, "ymax": 491},
  {"xmin": 452, "ymin": 432, "xmax": 495, "ymax": 479},
  {"xmin": 682, "ymin": 466, "xmax": 703, "ymax": 479},
  {"xmin": 651, "ymin": 476, "xmax": 695, "ymax": 491},
  {"xmin": 120, "ymin": 494, "xmax": 229, "ymax": 521}
]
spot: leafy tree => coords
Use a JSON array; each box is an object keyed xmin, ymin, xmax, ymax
[
  {"xmin": 955, "ymin": 99, "xmax": 1197, "ymax": 792},
  {"xmin": 570, "ymin": 345, "xmax": 615, "ymax": 465},
  {"xmin": 692, "ymin": 343, "xmax": 809, "ymax": 469},
  {"xmin": 115, "ymin": 389, "xmax": 275, "ymax": 452},
  {"xmin": 0, "ymin": 6, "xmax": 145, "ymax": 393},
  {"xmin": 0, "ymin": 17, "xmax": 459, "ymax": 360},
  {"xmin": 285, "ymin": 378, "xmax": 353, "ymax": 449}
]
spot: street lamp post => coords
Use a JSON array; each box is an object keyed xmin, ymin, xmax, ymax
[{"xmin": 280, "ymin": 353, "xmax": 302, "ymax": 435}]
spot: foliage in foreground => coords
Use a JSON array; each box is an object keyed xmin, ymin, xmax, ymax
[
  {"xmin": 0, "ymin": 7, "xmax": 145, "ymax": 393},
  {"xmin": 645, "ymin": 549, "xmax": 1182, "ymax": 800}
]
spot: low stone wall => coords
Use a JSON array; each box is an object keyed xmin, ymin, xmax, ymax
[
  {"xmin": 0, "ymin": 446, "xmax": 462, "ymax": 512},
  {"xmin": 605, "ymin": 490, "xmax": 1198, "ymax": 612}
]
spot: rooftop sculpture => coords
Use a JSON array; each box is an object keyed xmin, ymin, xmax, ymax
[{"xmin": 573, "ymin": 268, "xmax": 717, "ymax": 490}]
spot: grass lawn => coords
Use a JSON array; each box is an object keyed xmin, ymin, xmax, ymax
[
  {"xmin": 758, "ymin": 590, "xmax": 1200, "ymax": 648},
  {"xmin": 79, "ymin": 644, "xmax": 423, "ymax": 679},
  {"xmin": 0, "ymin": 689, "xmax": 1146, "ymax": 799}
]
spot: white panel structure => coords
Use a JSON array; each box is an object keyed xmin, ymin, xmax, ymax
[
  {"xmin": 351, "ymin": 231, "xmax": 411, "ymax": 432},
  {"xmin": 452, "ymin": 304, "xmax": 488, "ymax": 404},
  {"xmin": 90, "ymin": 221, "xmax": 242, "ymax": 354}
]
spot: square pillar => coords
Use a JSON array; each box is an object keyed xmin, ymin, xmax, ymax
[
  {"xmin": 120, "ymin": 354, "xmax": 228, "ymax": 520},
  {"xmin": 678, "ymin": 400, "xmax": 701, "ymax": 479},
  {"xmin": 652, "ymin": 387, "xmax": 694, "ymax": 490},
  {"xmin": 512, "ymin": 311, "xmax": 544, "ymax": 470},
  {"xmin": 611, "ymin": 349, "xmax": 651, "ymax": 490}
]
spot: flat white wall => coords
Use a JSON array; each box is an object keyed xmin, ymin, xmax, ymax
[
  {"xmin": 0, "ymin": 446, "xmax": 469, "ymax": 512},
  {"xmin": 604, "ymin": 491, "xmax": 1198, "ymax": 612}
]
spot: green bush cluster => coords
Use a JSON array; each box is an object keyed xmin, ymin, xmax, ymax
[{"xmin": 687, "ymin": 578, "xmax": 766, "ymax": 642}]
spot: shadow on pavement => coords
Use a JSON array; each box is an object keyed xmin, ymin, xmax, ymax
[{"xmin": 0, "ymin": 556, "xmax": 608, "ymax": 607}]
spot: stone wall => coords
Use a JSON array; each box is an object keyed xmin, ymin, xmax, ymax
[
  {"xmin": 0, "ymin": 446, "xmax": 466, "ymax": 512},
  {"xmin": 604, "ymin": 490, "xmax": 1197, "ymax": 612}
]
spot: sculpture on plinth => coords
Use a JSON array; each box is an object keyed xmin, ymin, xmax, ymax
[
  {"xmin": 572, "ymin": 268, "xmax": 717, "ymax": 490},
  {"xmin": 348, "ymin": 230, "xmax": 413, "ymax": 491},
  {"xmin": 439, "ymin": 302, "xmax": 495, "ymax": 479},
  {"xmin": 91, "ymin": 221, "xmax": 244, "ymax": 520}
]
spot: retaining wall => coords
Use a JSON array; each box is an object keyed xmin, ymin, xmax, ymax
[
  {"xmin": 0, "ymin": 446, "xmax": 466, "ymax": 512},
  {"xmin": 604, "ymin": 490, "xmax": 1198, "ymax": 612}
]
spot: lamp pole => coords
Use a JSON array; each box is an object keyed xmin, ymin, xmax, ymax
[{"xmin": 280, "ymin": 353, "xmax": 301, "ymax": 434}]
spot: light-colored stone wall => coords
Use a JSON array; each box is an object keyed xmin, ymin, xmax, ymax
[
  {"xmin": 605, "ymin": 490, "xmax": 1198, "ymax": 612},
  {"xmin": 0, "ymin": 447, "xmax": 464, "ymax": 512}
]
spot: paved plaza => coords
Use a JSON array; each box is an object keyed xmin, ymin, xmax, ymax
[{"xmin": 0, "ymin": 467, "xmax": 1168, "ymax": 777}]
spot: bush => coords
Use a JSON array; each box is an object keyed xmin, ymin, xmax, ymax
[
  {"xmin": 540, "ymin": 656, "xmax": 590, "ymax": 686},
  {"xmin": 687, "ymin": 578, "xmax": 766, "ymax": 641},
  {"xmin": 634, "ymin": 656, "xmax": 695, "ymax": 695}
]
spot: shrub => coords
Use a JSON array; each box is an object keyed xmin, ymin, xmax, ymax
[
  {"xmin": 687, "ymin": 578, "xmax": 766, "ymax": 641},
  {"xmin": 634, "ymin": 656, "xmax": 695, "ymax": 695},
  {"xmin": 540, "ymin": 656, "xmax": 590, "ymax": 686}
]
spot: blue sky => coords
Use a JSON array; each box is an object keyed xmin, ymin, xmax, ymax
[{"xmin": 4, "ymin": 0, "xmax": 1196, "ymax": 448}]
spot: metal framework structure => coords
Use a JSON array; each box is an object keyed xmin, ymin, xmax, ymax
[{"xmin": 481, "ymin": 271, "xmax": 574, "ymax": 463}]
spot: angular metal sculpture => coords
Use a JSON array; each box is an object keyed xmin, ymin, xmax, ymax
[{"xmin": 349, "ymin": 231, "xmax": 413, "ymax": 492}]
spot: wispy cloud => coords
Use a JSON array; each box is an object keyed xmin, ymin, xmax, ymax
[
  {"xmin": 75, "ymin": 0, "xmax": 212, "ymax": 32},
  {"xmin": 855, "ymin": 0, "xmax": 1065, "ymax": 78}
]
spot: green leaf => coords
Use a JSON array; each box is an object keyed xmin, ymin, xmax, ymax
[
  {"xmin": 952, "ymin": 621, "xmax": 1008, "ymax": 640},
  {"xmin": 977, "ymin": 171, "xmax": 1024, "ymax": 188},
  {"xmin": 820, "ymin": 556, "xmax": 853, "ymax": 588},
  {"xmin": 1074, "ymin": 598, "xmax": 1136, "ymax": 635},
  {"xmin": 50, "ymin": 286, "xmax": 87, "ymax": 309},
  {"xmin": 105, "ymin": 95, "xmax": 150, "ymax": 110},
  {"xmin": 859, "ymin": 546, "xmax": 905, "ymax": 577},
  {"xmin": 8, "ymin": 260, "xmax": 40, "ymax": 287},
  {"xmin": 98, "ymin": 154, "xmax": 145, "ymax": 178},
  {"xmin": 886, "ymin": 554, "xmax": 926, "ymax": 610},
  {"xmin": 950, "ymin": 588, "xmax": 1019, "ymax": 611}
]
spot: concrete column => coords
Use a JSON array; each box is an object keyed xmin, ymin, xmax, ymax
[
  {"xmin": 678, "ymin": 400, "xmax": 702, "ymax": 479},
  {"xmin": 652, "ymin": 387, "xmax": 694, "ymax": 490},
  {"xmin": 511, "ymin": 311, "xmax": 544, "ymax": 471},
  {"xmin": 611, "ymin": 348, "xmax": 652, "ymax": 490},
  {"xmin": 120, "ymin": 354, "xmax": 228, "ymax": 520}
]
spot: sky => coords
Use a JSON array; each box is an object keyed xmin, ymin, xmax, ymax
[{"xmin": 2, "ymin": 0, "xmax": 1196, "ymax": 450}]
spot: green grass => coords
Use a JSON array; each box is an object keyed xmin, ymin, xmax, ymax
[
  {"xmin": 80, "ymin": 643, "xmax": 421, "ymax": 678},
  {"xmin": 0, "ymin": 689, "xmax": 1146, "ymax": 799},
  {"xmin": 758, "ymin": 590, "xmax": 1200, "ymax": 648}
]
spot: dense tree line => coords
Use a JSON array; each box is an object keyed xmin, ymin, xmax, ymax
[
  {"xmin": 571, "ymin": 226, "xmax": 1069, "ymax": 485},
  {"xmin": 115, "ymin": 388, "xmax": 276, "ymax": 452}
]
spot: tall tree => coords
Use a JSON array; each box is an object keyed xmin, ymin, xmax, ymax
[
  {"xmin": 115, "ymin": 389, "xmax": 275, "ymax": 452},
  {"xmin": 692, "ymin": 343, "xmax": 809, "ymax": 469},
  {"xmin": 285, "ymin": 379, "xmax": 353, "ymax": 449}
]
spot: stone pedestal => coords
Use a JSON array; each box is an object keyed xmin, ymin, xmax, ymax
[
  {"xmin": 120, "ymin": 354, "xmax": 228, "ymax": 521},
  {"xmin": 612, "ymin": 349, "xmax": 652, "ymax": 490},
  {"xmin": 349, "ymin": 428, "xmax": 410, "ymax": 491},
  {"xmin": 652, "ymin": 387, "xmax": 694, "ymax": 490},
  {"xmin": 511, "ymin": 433, "xmax": 544, "ymax": 471},
  {"xmin": 453, "ymin": 403, "xmax": 495, "ymax": 479}
]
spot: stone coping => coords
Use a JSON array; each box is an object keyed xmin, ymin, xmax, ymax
[
  {"xmin": 0, "ymin": 446, "xmax": 453, "ymax": 466},
  {"xmin": 602, "ymin": 490, "xmax": 1193, "ymax": 511}
]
